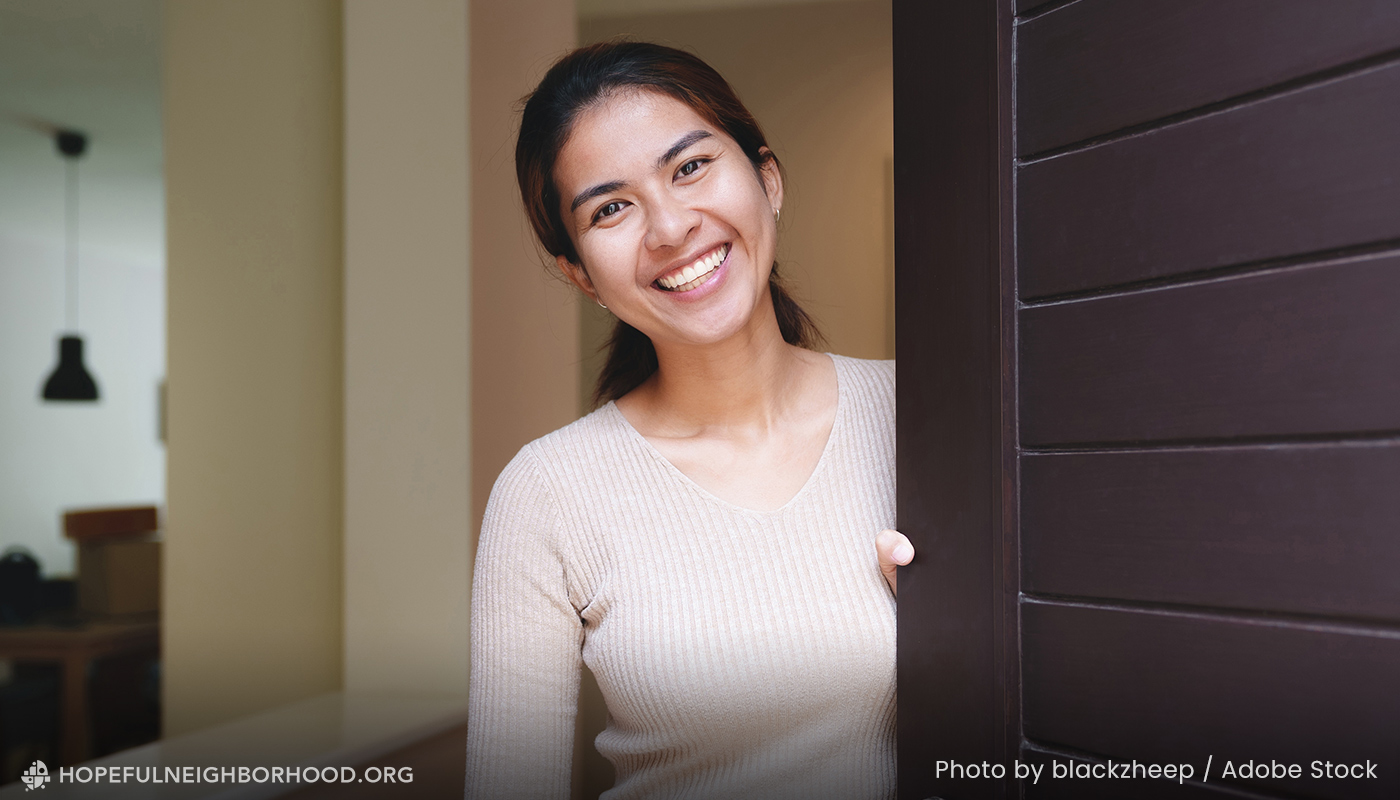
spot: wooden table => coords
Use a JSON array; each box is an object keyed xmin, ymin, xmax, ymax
[{"xmin": 0, "ymin": 618, "xmax": 159, "ymax": 765}]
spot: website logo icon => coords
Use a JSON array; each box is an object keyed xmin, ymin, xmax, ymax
[{"xmin": 21, "ymin": 760, "xmax": 50, "ymax": 790}]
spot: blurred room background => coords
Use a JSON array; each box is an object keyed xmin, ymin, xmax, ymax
[{"xmin": 0, "ymin": 0, "xmax": 890, "ymax": 796}]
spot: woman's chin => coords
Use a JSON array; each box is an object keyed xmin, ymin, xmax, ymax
[
  {"xmin": 650, "ymin": 306, "xmax": 773, "ymax": 351},
  {"xmin": 632, "ymin": 263, "xmax": 777, "ymax": 349}
]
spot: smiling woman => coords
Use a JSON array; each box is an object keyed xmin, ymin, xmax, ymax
[
  {"xmin": 514, "ymin": 43, "xmax": 824, "ymax": 408},
  {"xmin": 466, "ymin": 41, "xmax": 913, "ymax": 800}
]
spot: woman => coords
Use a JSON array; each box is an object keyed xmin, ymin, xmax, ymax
[{"xmin": 466, "ymin": 41, "xmax": 915, "ymax": 800}]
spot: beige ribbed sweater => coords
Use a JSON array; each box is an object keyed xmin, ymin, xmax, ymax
[{"xmin": 466, "ymin": 354, "xmax": 896, "ymax": 800}]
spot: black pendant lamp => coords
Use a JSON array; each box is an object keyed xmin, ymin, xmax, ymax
[{"xmin": 42, "ymin": 129, "xmax": 99, "ymax": 402}]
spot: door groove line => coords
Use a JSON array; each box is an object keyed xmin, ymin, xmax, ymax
[
  {"xmin": 1021, "ymin": 593, "xmax": 1400, "ymax": 640},
  {"xmin": 1020, "ymin": 429, "xmax": 1400, "ymax": 456},
  {"xmin": 1016, "ymin": 237, "xmax": 1400, "ymax": 309},
  {"xmin": 1020, "ymin": 738, "xmax": 1309, "ymax": 800},
  {"xmin": 1014, "ymin": 45, "xmax": 1400, "ymax": 165},
  {"xmin": 1007, "ymin": 14, "xmax": 1029, "ymax": 785},
  {"xmin": 1013, "ymin": 0, "xmax": 1082, "ymax": 26}
]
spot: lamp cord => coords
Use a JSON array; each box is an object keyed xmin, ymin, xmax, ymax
[{"xmin": 65, "ymin": 157, "xmax": 79, "ymax": 331}]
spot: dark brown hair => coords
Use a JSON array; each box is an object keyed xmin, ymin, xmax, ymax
[{"xmin": 515, "ymin": 40, "xmax": 823, "ymax": 406}]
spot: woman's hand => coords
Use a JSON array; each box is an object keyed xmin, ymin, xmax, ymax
[{"xmin": 875, "ymin": 529, "xmax": 915, "ymax": 597}]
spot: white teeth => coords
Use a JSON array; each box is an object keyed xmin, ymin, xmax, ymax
[{"xmin": 657, "ymin": 244, "xmax": 729, "ymax": 291}]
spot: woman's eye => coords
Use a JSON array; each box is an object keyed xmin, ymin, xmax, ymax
[
  {"xmin": 678, "ymin": 158, "xmax": 707, "ymax": 178},
  {"xmin": 594, "ymin": 201, "xmax": 626, "ymax": 222}
]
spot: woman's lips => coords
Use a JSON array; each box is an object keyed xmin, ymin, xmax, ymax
[{"xmin": 654, "ymin": 243, "xmax": 730, "ymax": 292}]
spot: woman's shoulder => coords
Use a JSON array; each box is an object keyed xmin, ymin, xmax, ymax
[
  {"xmin": 533, "ymin": 402, "xmax": 627, "ymax": 461},
  {"xmin": 829, "ymin": 353, "xmax": 895, "ymax": 405},
  {"xmin": 826, "ymin": 355, "xmax": 895, "ymax": 471},
  {"xmin": 492, "ymin": 404, "xmax": 628, "ymax": 493},
  {"xmin": 482, "ymin": 404, "xmax": 628, "ymax": 534}
]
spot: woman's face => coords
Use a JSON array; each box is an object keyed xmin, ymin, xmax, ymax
[{"xmin": 552, "ymin": 89, "xmax": 783, "ymax": 349}]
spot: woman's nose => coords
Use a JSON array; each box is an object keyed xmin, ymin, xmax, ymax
[{"xmin": 643, "ymin": 193, "xmax": 701, "ymax": 251}]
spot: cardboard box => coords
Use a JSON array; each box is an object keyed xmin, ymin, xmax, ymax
[
  {"xmin": 64, "ymin": 506, "xmax": 159, "ymax": 543},
  {"xmin": 78, "ymin": 539, "xmax": 161, "ymax": 616}
]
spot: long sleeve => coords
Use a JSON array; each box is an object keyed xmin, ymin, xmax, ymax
[
  {"xmin": 466, "ymin": 444, "xmax": 584, "ymax": 800},
  {"xmin": 466, "ymin": 354, "xmax": 896, "ymax": 800}
]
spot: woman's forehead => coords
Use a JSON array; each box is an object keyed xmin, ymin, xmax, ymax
[{"xmin": 556, "ymin": 90, "xmax": 720, "ymax": 184}]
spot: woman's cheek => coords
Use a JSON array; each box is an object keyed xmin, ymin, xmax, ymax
[{"xmin": 590, "ymin": 235, "xmax": 641, "ymax": 297}]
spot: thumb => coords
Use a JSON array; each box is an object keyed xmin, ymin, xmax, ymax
[{"xmin": 876, "ymin": 529, "xmax": 914, "ymax": 597}]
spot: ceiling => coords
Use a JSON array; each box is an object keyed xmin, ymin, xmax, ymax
[{"xmin": 0, "ymin": 0, "xmax": 163, "ymax": 267}]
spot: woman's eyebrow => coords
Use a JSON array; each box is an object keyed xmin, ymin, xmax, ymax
[
  {"xmin": 571, "ymin": 180, "xmax": 627, "ymax": 213},
  {"xmin": 655, "ymin": 130, "xmax": 712, "ymax": 169}
]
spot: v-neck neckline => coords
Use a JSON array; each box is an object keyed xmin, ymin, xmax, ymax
[{"xmin": 604, "ymin": 352, "xmax": 847, "ymax": 517}]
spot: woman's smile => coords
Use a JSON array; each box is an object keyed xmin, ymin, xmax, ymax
[{"xmin": 655, "ymin": 242, "xmax": 731, "ymax": 292}]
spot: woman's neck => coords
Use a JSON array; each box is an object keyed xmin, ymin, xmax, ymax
[{"xmin": 620, "ymin": 302, "xmax": 820, "ymax": 436}]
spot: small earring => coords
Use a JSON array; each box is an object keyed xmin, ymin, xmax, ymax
[
  {"xmin": 774, "ymin": 208, "xmax": 781, "ymax": 223},
  {"xmin": 597, "ymin": 300, "xmax": 608, "ymax": 310}
]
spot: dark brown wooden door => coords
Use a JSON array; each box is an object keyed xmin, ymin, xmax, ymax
[{"xmin": 894, "ymin": 2, "xmax": 1400, "ymax": 799}]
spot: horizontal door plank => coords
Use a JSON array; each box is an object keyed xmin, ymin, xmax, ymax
[
  {"xmin": 1017, "ymin": 0, "xmax": 1400, "ymax": 155},
  {"xmin": 1022, "ymin": 444, "xmax": 1400, "ymax": 619},
  {"xmin": 1019, "ymin": 251, "xmax": 1400, "ymax": 445},
  {"xmin": 1018, "ymin": 61, "xmax": 1400, "ymax": 298},
  {"xmin": 1023, "ymin": 602, "xmax": 1400, "ymax": 800}
]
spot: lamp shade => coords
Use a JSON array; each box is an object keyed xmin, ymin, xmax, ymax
[{"xmin": 42, "ymin": 335, "xmax": 99, "ymax": 401}]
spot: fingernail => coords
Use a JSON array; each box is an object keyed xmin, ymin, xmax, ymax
[{"xmin": 893, "ymin": 544, "xmax": 914, "ymax": 563}]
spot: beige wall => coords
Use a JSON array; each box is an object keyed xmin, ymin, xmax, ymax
[
  {"xmin": 470, "ymin": 0, "xmax": 580, "ymax": 535},
  {"xmin": 343, "ymin": 0, "xmax": 472, "ymax": 695},
  {"xmin": 164, "ymin": 0, "xmax": 586, "ymax": 738},
  {"xmin": 163, "ymin": 0, "xmax": 344, "ymax": 735},
  {"xmin": 579, "ymin": 0, "xmax": 895, "ymax": 406}
]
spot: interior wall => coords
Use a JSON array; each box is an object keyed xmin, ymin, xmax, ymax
[
  {"xmin": 342, "ymin": 0, "xmax": 472, "ymax": 696},
  {"xmin": 578, "ymin": 0, "xmax": 895, "ymax": 408},
  {"xmin": 163, "ymin": 0, "xmax": 344, "ymax": 736},
  {"xmin": 0, "ymin": 0, "xmax": 165, "ymax": 578},
  {"xmin": 469, "ymin": 0, "xmax": 579, "ymax": 537}
]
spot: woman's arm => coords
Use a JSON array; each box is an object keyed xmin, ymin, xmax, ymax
[{"xmin": 466, "ymin": 446, "xmax": 583, "ymax": 799}]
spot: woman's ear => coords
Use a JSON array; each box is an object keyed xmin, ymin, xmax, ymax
[
  {"xmin": 557, "ymin": 254, "xmax": 599, "ymax": 303},
  {"xmin": 758, "ymin": 147, "xmax": 784, "ymax": 219}
]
